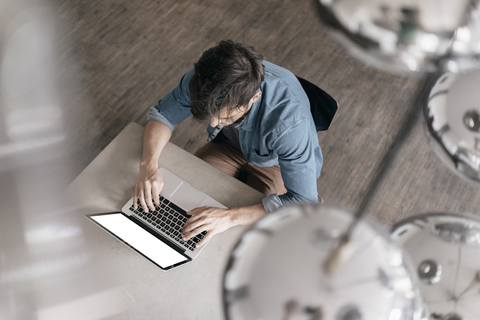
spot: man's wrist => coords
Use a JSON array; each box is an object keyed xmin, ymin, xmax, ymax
[
  {"xmin": 228, "ymin": 203, "xmax": 266, "ymax": 226},
  {"xmin": 227, "ymin": 207, "xmax": 241, "ymax": 226},
  {"xmin": 139, "ymin": 159, "xmax": 158, "ymax": 170}
]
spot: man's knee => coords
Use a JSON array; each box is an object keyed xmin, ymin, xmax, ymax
[{"xmin": 195, "ymin": 142, "xmax": 243, "ymax": 178}]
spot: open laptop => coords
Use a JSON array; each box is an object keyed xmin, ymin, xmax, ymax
[{"xmin": 86, "ymin": 168, "xmax": 227, "ymax": 271}]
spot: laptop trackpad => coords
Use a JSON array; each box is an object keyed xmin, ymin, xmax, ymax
[{"xmin": 169, "ymin": 182, "xmax": 206, "ymax": 212}]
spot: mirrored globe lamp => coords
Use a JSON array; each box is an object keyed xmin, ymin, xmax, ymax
[
  {"xmin": 391, "ymin": 213, "xmax": 480, "ymax": 320},
  {"xmin": 317, "ymin": 0, "xmax": 480, "ymax": 75},
  {"xmin": 422, "ymin": 70, "xmax": 480, "ymax": 183},
  {"xmin": 223, "ymin": 204, "xmax": 425, "ymax": 320}
]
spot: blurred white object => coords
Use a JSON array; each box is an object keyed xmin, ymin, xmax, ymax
[
  {"xmin": 391, "ymin": 213, "xmax": 480, "ymax": 320},
  {"xmin": 223, "ymin": 204, "xmax": 425, "ymax": 320},
  {"xmin": 422, "ymin": 70, "xmax": 480, "ymax": 183},
  {"xmin": 0, "ymin": 1, "xmax": 125, "ymax": 319},
  {"xmin": 317, "ymin": 0, "xmax": 480, "ymax": 75}
]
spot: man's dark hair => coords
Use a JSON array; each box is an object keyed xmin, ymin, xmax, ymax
[{"xmin": 189, "ymin": 40, "xmax": 265, "ymax": 121}]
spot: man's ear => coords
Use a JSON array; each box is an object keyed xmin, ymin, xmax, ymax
[{"xmin": 252, "ymin": 91, "xmax": 262, "ymax": 103}]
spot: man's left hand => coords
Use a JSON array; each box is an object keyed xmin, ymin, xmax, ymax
[{"xmin": 181, "ymin": 206, "xmax": 235, "ymax": 247}]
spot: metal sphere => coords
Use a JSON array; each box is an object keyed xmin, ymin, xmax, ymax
[
  {"xmin": 223, "ymin": 204, "xmax": 424, "ymax": 320},
  {"xmin": 317, "ymin": 0, "xmax": 480, "ymax": 75},
  {"xmin": 422, "ymin": 70, "xmax": 480, "ymax": 183},
  {"xmin": 391, "ymin": 213, "xmax": 480, "ymax": 320}
]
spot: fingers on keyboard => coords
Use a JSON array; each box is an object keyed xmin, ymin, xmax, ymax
[{"xmin": 129, "ymin": 197, "xmax": 203, "ymax": 251}]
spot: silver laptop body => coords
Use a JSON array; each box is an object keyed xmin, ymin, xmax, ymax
[{"xmin": 87, "ymin": 168, "xmax": 227, "ymax": 271}]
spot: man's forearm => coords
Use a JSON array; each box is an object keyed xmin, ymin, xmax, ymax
[
  {"xmin": 134, "ymin": 120, "xmax": 173, "ymax": 210},
  {"xmin": 140, "ymin": 120, "xmax": 173, "ymax": 168},
  {"xmin": 229, "ymin": 203, "xmax": 267, "ymax": 226},
  {"xmin": 182, "ymin": 203, "xmax": 267, "ymax": 245}
]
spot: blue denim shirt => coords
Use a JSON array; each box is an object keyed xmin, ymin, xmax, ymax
[{"xmin": 147, "ymin": 61, "xmax": 323, "ymax": 213}]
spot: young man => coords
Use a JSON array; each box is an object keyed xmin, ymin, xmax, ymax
[{"xmin": 133, "ymin": 40, "xmax": 323, "ymax": 247}]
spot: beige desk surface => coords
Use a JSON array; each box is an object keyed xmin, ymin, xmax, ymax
[{"xmin": 65, "ymin": 122, "xmax": 263, "ymax": 319}]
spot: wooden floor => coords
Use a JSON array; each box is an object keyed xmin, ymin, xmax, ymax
[{"xmin": 53, "ymin": 0, "xmax": 480, "ymax": 226}]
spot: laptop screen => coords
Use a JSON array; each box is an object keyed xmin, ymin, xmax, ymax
[{"xmin": 89, "ymin": 212, "xmax": 190, "ymax": 270}]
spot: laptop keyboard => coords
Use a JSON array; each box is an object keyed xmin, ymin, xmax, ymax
[{"xmin": 129, "ymin": 196, "xmax": 207, "ymax": 252}]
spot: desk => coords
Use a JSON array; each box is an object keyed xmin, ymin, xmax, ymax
[{"xmin": 65, "ymin": 122, "xmax": 264, "ymax": 319}]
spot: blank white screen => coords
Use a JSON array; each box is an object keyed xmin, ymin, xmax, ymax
[{"xmin": 91, "ymin": 213, "xmax": 188, "ymax": 268}]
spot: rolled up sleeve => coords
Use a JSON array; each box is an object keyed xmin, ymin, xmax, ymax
[
  {"xmin": 262, "ymin": 119, "xmax": 322, "ymax": 213},
  {"xmin": 262, "ymin": 194, "xmax": 284, "ymax": 213},
  {"xmin": 147, "ymin": 67, "xmax": 195, "ymax": 130}
]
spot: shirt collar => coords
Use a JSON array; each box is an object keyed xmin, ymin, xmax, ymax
[{"xmin": 235, "ymin": 86, "xmax": 264, "ymax": 131}]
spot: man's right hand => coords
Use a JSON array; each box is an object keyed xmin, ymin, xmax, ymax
[
  {"xmin": 133, "ymin": 165, "xmax": 164, "ymax": 212},
  {"xmin": 134, "ymin": 120, "xmax": 172, "ymax": 212}
]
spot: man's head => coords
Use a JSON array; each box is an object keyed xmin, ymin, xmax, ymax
[{"xmin": 189, "ymin": 40, "xmax": 265, "ymax": 126}]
